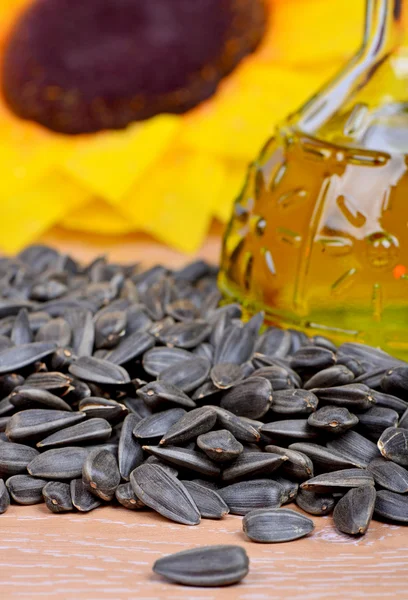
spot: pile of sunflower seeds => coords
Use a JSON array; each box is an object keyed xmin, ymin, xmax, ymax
[{"xmin": 1, "ymin": 245, "xmax": 408, "ymax": 587}]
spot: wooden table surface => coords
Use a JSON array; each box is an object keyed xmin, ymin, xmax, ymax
[{"xmin": 2, "ymin": 228, "xmax": 408, "ymax": 599}]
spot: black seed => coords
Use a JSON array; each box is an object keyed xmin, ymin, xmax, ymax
[
  {"xmin": 307, "ymin": 406, "xmax": 358, "ymax": 434},
  {"xmin": 220, "ymin": 377, "xmax": 272, "ymax": 419},
  {"xmin": 367, "ymin": 458, "xmax": 408, "ymax": 493},
  {"xmin": 261, "ymin": 420, "xmax": 320, "ymax": 441},
  {"xmin": 133, "ymin": 408, "xmax": 186, "ymax": 441},
  {"xmin": 300, "ymin": 468, "xmax": 374, "ymax": 492},
  {"xmin": 6, "ymin": 474, "xmax": 48, "ymax": 504},
  {"xmin": 197, "ymin": 429, "xmax": 243, "ymax": 463},
  {"xmin": 160, "ymin": 407, "xmax": 217, "ymax": 446},
  {"xmin": 69, "ymin": 356, "xmax": 130, "ymax": 385},
  {"xmin": 211, "ymin": 406, "xmax": 260, "ymax": 443},
  {"xmin": 0, "ymin": 480, "xmax": 10, "ymax": 513},
  {"xmin": 10, "ymin": 386, "xmax": 73, "ymax": 411},
  {"xmin": 312, "ymin": 384, "xmax": 375, "ymax": 410},
  {"xmin": 269, "ymin": 389, "xmax": 319, "ymax": 416},
  {"xmin": 182, "ymin": 481, "xmax": 229, "ymax": 519},
  {"xmin": 327, "ymin": 431, "xmax": 380, "ymax": 468},
  {"xmin": 118, "ymin": 414, "xmax": 143, "ymax": 480},
  {"xmin": 6, "ymin": 409, "xmax": 85, "ymax": 443},
  {"xmin": 143, "ymin": 445, "xmax": 220, "ymax": 477},
  {"xmin": 115, "ymin": 482, "xmax": 145, "ymax": 510},
  {"xmin": 37, "ymin": 418, "xmax": 112, "ymax": 449},
  {"xmin": 295, "ymin": 489, "xmax": 335, "ymax": 515},
  {"xmin": 289, "ymin": 443, "xmax": 359, "ymax": 471},
  {"xmin": 0, "ymin": 342, "xmax": 56, "ymax": 374},
  {"xmin": 219, "ymin": 479, "xmax": 285, "ymax": 515},
  {"xmin": 304, "ymin": 365, "xmax": 354, "ymax": 390},
  {"xmin": 357, "ymin": 406, "xmax": 399, "ymax": 441},
  {"xmin": 43, "ymin": 481, "xmax": 73, "ymax": 513},
  {"xmin": 0, "ymin": 442, "xmax": 39, "ymax": 477},
  {"xmin": 374, "ymin": 490, "xmax": 408, "ymax": 523},
  {"xmin": 28, "ymin": 447, "xmax": 89, "ymax": 479},
  {"xmin": 221, "ymin": 451, "xmax": 287, "ymax": 482},
  {"xmin": 333, "ymin": 485, "xmax": 376, "ymax": 535},
  {"xmin": 70, "ymin": 478, "xmax": 102, "ymax": 512},
  {"xmin": 265, "ymin": 445, "xmax": 313, "ymax": 480},
  {"xmin": 106, "ymin": 331, "xmax": 155, "ymax": 365},
  {"xmin": 243, "ymin": 507, "xmax": 314, "ymax": 543},
  {"xmin": 137, "ymin": 381, "xmax": 196, "ymax": 409},
  {"xmin": 377, "ymin": 427, "xmax": 408, "ymax": 466},
  {"xmin": 159, "ymin": 357, "xmax": 211, "ymax": 393}
]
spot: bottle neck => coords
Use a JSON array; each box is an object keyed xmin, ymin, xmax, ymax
[{"xmin": 362, "ymin": 0, "xmax": 405, "ymax": 61}]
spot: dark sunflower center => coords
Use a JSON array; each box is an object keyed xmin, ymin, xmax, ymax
[{"xmin": 2, "ymin": 0, "xmax": 267, "ymax": 134}]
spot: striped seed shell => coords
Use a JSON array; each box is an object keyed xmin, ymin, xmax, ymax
[
  {"xmin": 37, "ymin": 418, "xmax": 112, "ymax": 449},
  {"xmin": 333, "ymin": 485, "xmax": 376, "ymax": 535},
  {"xmin": 82, "ymin": 448, "xmax": 121, "ymax": 501},
  {"xmin": 221, "ymin": 451, "xmax": 287, "ymax": 482},
  {"xmin": 261, "ymin": 420, "xmax": 319, "ymax": 441},
  {"xmin": 357, "ymin": 406, "xmax": 399, "ymax": 441},
  {"xmin": 133, "ymin": 408, "xmax": 186, "ymax": 440},
  {"xmin": 28, "ymin": 447, "xmax": 89, "ymax": 479},
  {"xmin": 142, "ymin": 347, "xmax": 192, "ymax": 377},
  {"xmin": 265, "ymin": 445, "xmax": 313, "ymax": 480},
  {"xmin": 290, "ymin": 346, "xmax": 336, "ymax": 374},
  {"xmin": 214, "ymin": 313, "xmax": 263, "ymax": 365},
  {"xmin": 0, "ymin": 442, "xmax": 39, "ymax": 476},
  {"xmin": 0, "ymin": 342, "xmax": 56, "ymax": 374},
  {"xmin": 0, "ymin": 479, "xmax": 10, "ymax": 513},
  {"xmin": 197, "ymin": 429, "xmax": 243, "ymax": 463},
  {"xmin": 303, "ymin": 365, "xmax": 355, "ymax": 390},
  {"xmin": 255, "ymin": 327, "xmax": 291, "ymax": 359},
  {"xmin": 377, "ymin": 427, "xmax": 408, "ymax": 466},
  {"xmin": 219, "ymin": 479, "xmax": 285, "ymax": 515},
  {"xmin": 153, "ymin": 545, "xmax": 249, "ymax": 587},
  {"xmin": 6, "ymin": 409, "xmax": 85, "ymax": 443},
  {"xmin": 220, "ymin": 377, "xmax": 272, "ymax": 419},
  {"xmin": 307, "ymin": 406, "xmax": 358, "ymax": 434},
  {"xmin": 300, "ymin": 468, "xmax": 374, "ymax": 492},
  {"xmin": 374, "ymin": 490, "xmax": 408, "ymax": 523},
  {"xmin": 43, "ymin": 481, "xmax": 73, "ymax": 513},
  {"xmin": 295, "ymin": 489, "xmax": 335, "ymax": 515},
  {"xmin": 143, "ymin": 445, "xmax": 220, "ymax": 477},
  {"xmin": 250, "ymin": 364, "xmax": 295, "ymax": 390},
  {"xmin": 326, "ymin": 430, "xmax": 381, "ymax": 468},
  {"xmin": 289, "ymin": 443, "xmax": 359, "ymax": 471},
  {"xmin": 274, "ymin": 477, "xmax": 299, "ymax": 503},
  {"xmin": 118, "ymin": 414, "xmax": 143, "ymax": 480},
  {"xmin": 381, "ymin": 367, "xmax": 408, "ymax": 398},
  {"xmin": 367, "ymin": 458, "xmax": 408, "ymax": 494},
  {"xmin": 94, "ymin": 310, "xmax": 127, "ymax": 349},
  {"xmin": 35, "ymin": 317, "xmax": 71, "ymax": 347},
  {"xmin": 9, "ymin": 387, "xmax": 72, "ymax": 411},
  {"xmin": 210, "ymin": 363, "xmax": 244, "ymax": 390},
  {"xmin": 115, "ymin": 482, "xmax": 145, "ymax": 510},
  {"xmin": 106, "ymin": 330, "xmax": 155, "ymax": 365},
  {"xmin": 6, "ymin": 474, "xmax": 48, "ymax": 504},
  {"xmin": 182, "ymin": 481, "xmax": 229, "ymax": 519},
  {"xmin": 11, "ymin": 309, "xmax": 33, "ymax": 345},
  {"xmin": 64, "ymin": 309, "xmax": 94, "ymax": 357},
  {"xmin": 243, "ymin": 507, "xmax": 314, "ymax": 543},
  {"xmin": 69, "ymin": 356, "xmax": 130, "ymax": 385},
  {"xmin": 137, "ymin": 381, "xmax": 196, "ymax": 409},
  {"xmin": 269, "ymin": 389, "xmax": 318, "ymax": 416},
  {"xmin": 25, "ymin": 371, "xmax": 73, "ymax": 395},
  {"xmin": 312, "ymin": 384, "xmax": 375, "ymax": 410},
  {"xmin": 159, "ymin": 357, "xmax": 211, "ymax": 393},
  {"xmin": 158, "ymin": 320, "xmax": 212, "ymax": 349},
  {"xmin": 78, "ymin": 397, "xmax": 127, "ymax": 422},
  {"xmin": 159, "ymin": 407, "xmax": 217, "ymax": 446},
  {"xmin": 211, "ymin": 406, "xmax": 260, "ymax": 443},
  {"xmin": 130, "ymin": 464, "xmax": 200, "ymax": 525},
  {"xmin": 70, "ymin": 478, "xmax": 102, "ymax": 512},
  {"xmin": 371, "ymin": 390, "xmax": 408, "ymax": 415}
]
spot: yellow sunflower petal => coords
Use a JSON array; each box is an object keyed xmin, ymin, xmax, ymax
[
  {"xmin": 119, "ymin": 152, "xmax": 224, "ymax": 253},
  {"xmin": 62, "ymin": 115, "xmax": 179, "ymax": 204},
  {"xmin": 62, "ymin": 198, "xmax": 135, "ymax": 234},
  {"xmin": 0, "ymin": 171, "xmax": 89, "ymax": 253},
  {"xmin": 179, "ymin": 62, "xmax": 338, "ymax": 161}
]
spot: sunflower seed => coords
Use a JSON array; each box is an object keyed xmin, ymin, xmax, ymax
[
  {"xmin": 64, "ymin": 310, "xmax": 95, "ymax": 356},
  {"xmin": 130, "ymin": 464, "xmax": 200, "ymax": 525},
  {"xmin": 250, "ymin": 364, "xmax": 297, "ymax": 390},
  {"xmin": 153, "ymin": 545, "xmax": 248, "ymax": 587},
  {"xmin": 0, "ymin": 342, "xmax": 56, "ymax": 374},
  {"xmin": 0, "ymin": 396, "xmax": 14, "ymax": 418},
  {"xmin": 0, "ymin": 442, "xmax": 39, "ymax": 476},
  {"xmin": 307, "ymin": 406, "xmax": 358, "ymax": 434},
  {"xmin": 137, "ymin": 381, "xmax": 196, "ymax": 409},
  {"xmin": 144, "ymin": 456, "xmax": 179, "ymax": 477},
  {"xmin": 6, "ymin": 474, "xmax": 48, "ymax": 504},
  {"xmin": 78, "ymin": 397, "xmax": 127, "ymax": 422},
  {"xmin": 197, "ymin": 429, "xmax": 243, "ymax": 463},
  {"xmin": 377, "ymin": 427, "xmax": 408, "ymax": 466},
  {"xmin": 219, "ymin": 479, "xmax": 285, "ymax": 515},
  {"xmin": 210, "ymin": 363, "xmax": 244, "ymax": 389},
  {"xmin": 261, "ymin": 420, "xmax": 319, "ymax": 441},
  {"xmin": 357, "ymin": 406, "xmax": 399, "ymax": 441},
  {"xmin": 166, "ymin": 299, "xmax": 199, "ymax": 322},
  {"xmin": 333, "ymin": 485, "xmax": 375, "ymax": 535},
  {"xmin": 211, "ymin": 406, "xmax": 260, "ymax": 443},
  {"xmin": 159, "ymin": 357, "xmax": 211, "ymax": 394},
  {"xmin": 25, "ymin": 371, "xmax": 73, "ymax": 395},
  {"xmin": 304, "ymin": 365, "xmax": 355, "ymax": 390},
  {"xmin": 69, "ymin": 356, "xmax": 130, "ymax": 385},
  {"xmin": 118, "ymin": 414, "xmax": 143, "ymax": 480},
  {"xmin": 381, "ymin": 367, "xmax": 408, "ymax": 398},
  {"xmin": 115, "ymin": 482, "xmax": 145, "ymax": 510},
  {"xmin": 143, "ymin": 445, "xmax": 220, "ymax": 477},
  {"xmin": 265, "ymin": 445, "xmax": 313, "ymax": 480},
  {"xmin": 0, "ymin": 373, "xmax": 25, "ymax": 395},
  {"xmin": 82, "ymin": 448, "xmax": 120, "ymax": 501},
  {"xmin": 214, "ymin": 313, "xmax": 263, "ymax": 365},
  {"xmin": 269, "ymin": 389, "xmax": 318, "ymax": 416},
  {"xmin": 326, "ymin": 431, "xmax": 380, "ymax": 468},
  {"xmin": 43, "ymin": 481, "xmax": 74, "ymax": 513},
  {"xmin": 182, "ymin": 481, "xmax": 229, "ymax": 519},
  {"xmin": 133, "ymin": 408, "xmax": 186, "ymax": 441},
  {"xmin": 70, "ymin": 478, "xmax": 102, "ymax": 512},
  {"xmin": 243, "ymin": 507, "xmax": 314, "ymax": 543},
  {"xmin": 159, "ymin": 407, "xmax": 217, "ymax": 447},
  {"xmin": 367, "ymin": 458, "xmax": 408, "ymax": 493},
  {"xmin": 371, "ymin": 390, "xmax": 408, "ymax": 415},
  {"xmin": 336, "ymin": 356, "xmax": 365, "ymax": 376},
  {"xmin": 295, "ymin": 489, "xmax": 335, "ymax": 515},
  {"xmin": 106, "ymin": 331, "xmax": 155, "ymax": 365},
  {"xmin": 94, "ymin": 311, "xmax": 126, "ymax": 349},
  {"xmin": 255, "ymin": 327, "xmax": 291, "ymax": 358},
  {"xmin": 158, "ymin": 320, "xmax": 212, "ymax": 349},
  {"xmin": 291, "ymin": 346, "xmax": 336, "ymax": 375},
  {"xmin": 220, "ymin": 377, "xmax": 272, "ymax": 419},
  {"xmin": 289, "ymin": 443, "xmax": 359, "ymax": 471},
  {"xmin": 222, "ymin": 451, "xmax": 287, "ymax": 482},
  {"xmin": 338, "ymin": 342, "xmax": 403, "ymax": 370},
  {"xmin": 354, "ymin": 368, "xmax": 388, "ymax": 389},
  {"xmin": 300, "ymin": 468, "xmax": 374, "ymax": 492},
  {"xmin": 9, "ymin": 387, "xmax": 72, "ymax": 411},
  {"xmin": 6, "ymin": 409, "xmax": 85, "ymax": 443},
  {"xmin": 28, "ymin": 447, "xmax": 88, "ymax": 479},
  {"xmin": 374, "ymin": 490, "xmax": 408, "ymax": 523},
  {"xmin": 312, "ymin": 384, "xmax": 375, "ymax": 410},
  {"xmin": 0, "ymin": 480, "xmax": 10, "ymax": 513},
  {"xmin": 36, "ymin": 317, "xmax": 71, "ymax": 347},
  {"xmin": 142, "ymin": 347, "xmax": 192, "ymax": 377},
  {"xmin": 37, "ymin": 418, "xmax": 112, "ymax": 449},
  {"xmin": 125, "ymin": 305, "xmax": 152, "ymax": 335},
  {"xmin": 11, "ymin": 309, "xmax": 33, "ymax": 345},
  {"xmin": 192, "ymin": 342, "xmax": 214, "ymax": 362}
]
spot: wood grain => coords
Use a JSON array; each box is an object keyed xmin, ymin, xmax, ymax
[{"xmin": 2, "ymin": 228, "xmax": 407, "ymax": 599}]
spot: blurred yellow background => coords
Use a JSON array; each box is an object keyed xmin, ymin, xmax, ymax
[{"xmin": 0, "ymin": 0, "xmax": 365, "ymax": 255}]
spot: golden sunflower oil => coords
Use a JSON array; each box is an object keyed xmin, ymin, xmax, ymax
[{"xmin": 219, "ymin": 1, "xmax": 408, "ymax": 356}]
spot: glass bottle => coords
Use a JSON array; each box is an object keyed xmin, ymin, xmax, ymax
[{"xmin": 219, "ymin": 0, "xmax": 408, "ymax": 356}]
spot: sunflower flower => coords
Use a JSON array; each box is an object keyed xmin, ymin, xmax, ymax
[{"xmin": 0, "ymin": 0, "xmax": 364, "ymax": 253}]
